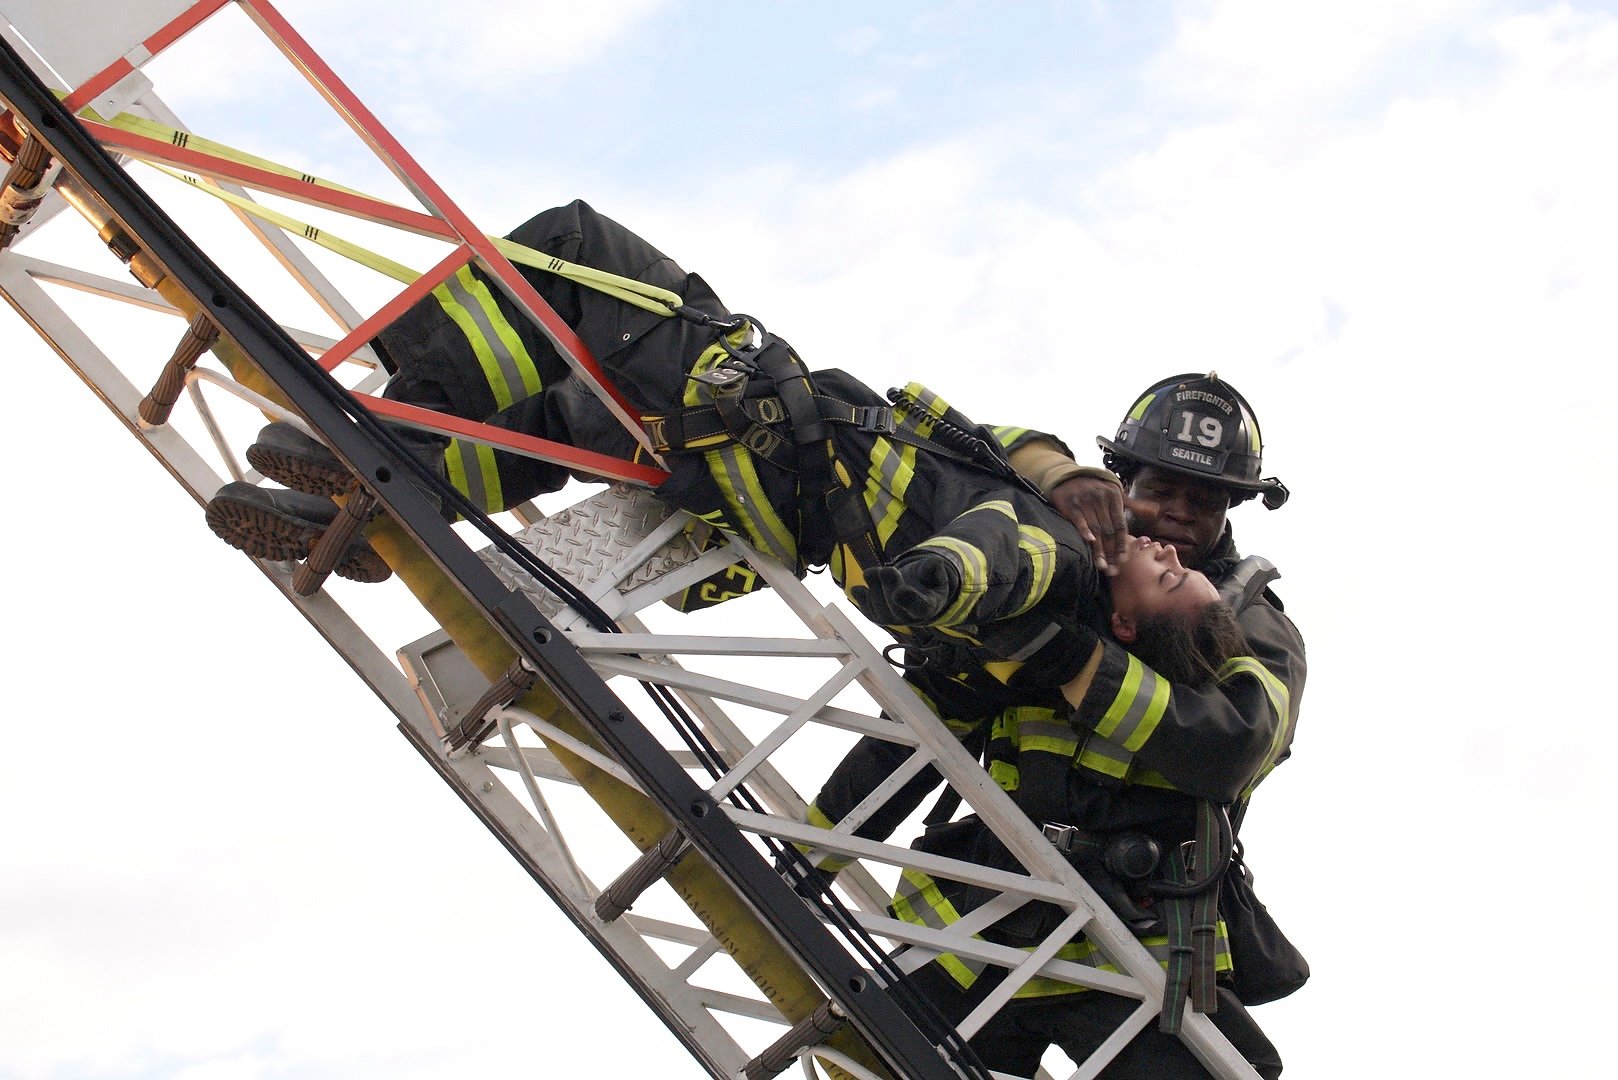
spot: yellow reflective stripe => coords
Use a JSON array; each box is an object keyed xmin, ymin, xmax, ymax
[
  {"xmin": 1011, "ymin": 923, "xmax": 1232, "ymax": 998},
  {"xmin": 1013, "ymin": 937, "xmax": 1106, "ymax": 997},
  {"xmin": 431, "ymin": 277, "xmax": 512, "ymax": 411},
  {"xmin": 1075, "ymin": 733, "xmax": 1131, "ymax": 780},
  {"xmin": 1127, "ymin": 391, "xmax": 1158, "ymax": 422},
  {"xmin": 900, "ymin": 381, "xmax": 953, "ymax": 419},
  {"xmin": 914, "ymin": 535, "xmax": 987, "ymax": 625},
  {"xmin": 1017, "ymin": 716, "xmax": 1079, "ymax": 758},
  {"xmin": 468, "ymin": 269, "xmax": 544, "ymax": 400},
  {"xmin": 891, "ymin": 869, "xmax": 982, "ymax": 988},
  {"xmin": 705, "ymin": 444, "xmax": 798, "ymax": 567},
  {"xmin": 965, "ymin": 499, "xmax": 1015, "ymax": 522},
  {"xmin": 1074, "ymin": 732, "xmax": 1180, "ymax": 788},
  {"xmin": 677, "ymin": 331, "xmax": 798, "ymax": 567},
  {"xmin": 988, "ymin": 759, "xmax": 1019, "ymax": 791},
  {"xmin": 1012, "ymin": 524, "xmax": 1058, "ymax": 617},
  {"xmin": 444, "ymin": 441, "xmax": 473, "ymax": 506},
  {"xmin": 863, "ymin": 437, "xmax": 916, "ymax": 546},
  {"xmin": 991, "ymin": 425, "xmax": 1029, "ymax": 448},
  {"xmin": 443, "ymin": 438, "xmax": 504, "ymax": 514},
  {"xmin": 800, "ymin": 803, "xmax": 852, "ymax": 871},
  {"xmin": 440, "ymin": 265, "xmax": 544, "ymax": 406},
  {"xmin": 1129, "ymin": 768, "xmax": 1179, "ymax": 790},
  {"xmin": 982, "ymin": 659, "xmax": 1021, "ymax": 685},
  {"xmin": 1220, "ymin": 656, "xmax": 1293, "ymax": 799},
  {"xmin": 1095, "ymin": 654, "xmax": 1168, "ymax": 751}
]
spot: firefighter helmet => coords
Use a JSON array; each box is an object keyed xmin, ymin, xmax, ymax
[{"xmin": 1097, "ymin": 372, "xmax": 1289, "ymax": 509}]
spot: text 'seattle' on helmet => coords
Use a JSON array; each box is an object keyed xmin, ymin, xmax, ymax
[{"xmin": 1097, "ymin": 372, "xmax": 1289, "ymax": 509}]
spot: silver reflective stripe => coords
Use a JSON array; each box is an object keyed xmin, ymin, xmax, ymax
[
  {"xmin": 442, "ymin": 269, "xmax": 539, "ymax": 409},
  {"xmin": 1017, "ymin": 715, "xmax": 1078, "ymax": 755},
  {"xmin": 863, "ymin": 437, "xmax": 913, "ymax": 546},
  {"xmin": 1006, "ymin": 620, "xmax": 1061, "ymax": 662},
  {"xmin": 446, "ymin": 438, "xmax": 494, "ymax": 513},
  {"xmin": 1076, "ymin": 731, "xmax": 1132, "ymax": 779},
  {"xmin": 893, "ymin": 873, "xmax": 950, "ymax": 931},
  {"xmin": 1099, "ymin": 660, "xmax": 1163, "ymax": 749},
  {"xmin": 892, "ymin": 872, "xmax": 988, "ymax": 984},
  {"xmin": 708, "ymin": 446, "xmax": 796, "ymax": 566}
]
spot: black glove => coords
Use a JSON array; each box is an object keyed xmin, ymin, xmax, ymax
[{"xmin": 851, "ymin": 553, "xmax": 961, "ymax": 627}]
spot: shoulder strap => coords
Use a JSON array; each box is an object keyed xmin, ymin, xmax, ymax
[
  {"xmin": 921, "ymin": 719, "xmax": 991, "ymax": 826},
  {"xmin": 1218, "ymin": 555, "xmax": 1280, "ymax": 613}
]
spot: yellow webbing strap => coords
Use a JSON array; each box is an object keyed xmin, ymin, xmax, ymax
[
  {"xmin": 151, "ymin": 163, "xmax": 419, "ymax": 283},
  {"xmin": 71, "ymin": 101, "xmax": 375, "ymax": 199},
  {"xmin": 89, "ymin": 106, "xmax": 686, "ymax": 316}
]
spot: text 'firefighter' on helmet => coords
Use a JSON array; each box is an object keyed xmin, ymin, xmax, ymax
[{"xmin": 1097, "ymin": 372, "xmax": 1289, "ymax": 509}]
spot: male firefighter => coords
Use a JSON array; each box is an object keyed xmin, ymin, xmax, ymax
[{"xmin": 802, "ymin": 373, "xmax": 1305, "ymax": 1079}]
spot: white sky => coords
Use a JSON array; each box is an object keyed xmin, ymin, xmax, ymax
[{"xmin": 4, "ymin": 1, "xmax": 1617, "ymax": 1077}]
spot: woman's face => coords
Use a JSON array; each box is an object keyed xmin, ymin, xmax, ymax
[{"xmin": 1108, "ymin": 535, "xmax": 1220, "ymax": 643}]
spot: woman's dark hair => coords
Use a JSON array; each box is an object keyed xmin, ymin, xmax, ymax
[{"xmin": 1128, "ymin": 599, "xmax": 1249, "ymax": 689}]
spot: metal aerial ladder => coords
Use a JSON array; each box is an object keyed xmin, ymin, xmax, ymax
[{"xmin": 0, "ymin": 3, "xmax": 1265, "ymax": 1078}]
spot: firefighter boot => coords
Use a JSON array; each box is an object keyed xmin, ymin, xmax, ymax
[
  {"xmin": 246, "ymin": 422, "xmax": 450, "ymax": 513},
  {"xmin": 204, "ymin": 481, "xmax": 392, "ymax": 583},
  {"xmin": 245, "ymin": 422, "xmax": 352, "ymax": 497}
]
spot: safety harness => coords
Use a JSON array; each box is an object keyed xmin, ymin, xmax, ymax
[
  {"xmin": 1155, "ymin": 556, "xmax": 1282, "ymax": 1030},
  {"xmin": 641, "ymin": 317, "xmax": 1048, "ymax": 576}
]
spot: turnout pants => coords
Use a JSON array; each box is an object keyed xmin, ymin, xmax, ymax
[{"xmin": 372, "ymin": 198, "xmax": 733, "ymax": 513}]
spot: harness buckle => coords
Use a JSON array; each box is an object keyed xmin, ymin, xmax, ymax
[
  {"xmin": 853, "ymin": 405, "xmax": 896, "ymax": 435},
  {"xmin": 692, "ymin": 363, "xmax": 750, "ymax": 388},
  {"xmin": 1041, "ymin": 821, "xmax": 1085, "ymax": 855}
]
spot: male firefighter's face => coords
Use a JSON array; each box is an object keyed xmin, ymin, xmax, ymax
[
  {"xmin": 1107, "ymin": 536, "xmax": 1219, "ymax": 643},
  {"xmin": 1123, "ymin": 467, "xmax": 1233, "ymax": 571}
]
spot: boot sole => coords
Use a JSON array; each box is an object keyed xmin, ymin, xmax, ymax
[
  {"xmin": 204, "ymin": 496, "xmax": 392, "ymax": 583},
  {"xmin": 246, "ymin": 442, "xmax": 355, "ymax": 498}
]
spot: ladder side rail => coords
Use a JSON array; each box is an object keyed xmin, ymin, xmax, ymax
[{"xmin": 0, "ymin": 51, "xmax": 972, "ymax": 1080}]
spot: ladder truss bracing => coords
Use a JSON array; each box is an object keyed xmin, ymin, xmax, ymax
[{"xmin": 0, "ymin": 3, "xmax": 1262, "ymax": 1078}]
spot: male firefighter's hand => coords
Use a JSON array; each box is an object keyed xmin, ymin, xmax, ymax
[
  {"xmin": 1048, "ymin": 475, "xmax": 1131, "ymax": 575},
  {"xmin": 852, "ymin": 553, "xmax": 961, "ymax": 627}
]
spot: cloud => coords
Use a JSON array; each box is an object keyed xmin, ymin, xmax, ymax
[
  {"xmin": 140, "ymin": 0, "xmax": 673, "ymax": 135},
  {"xmin": 1152, "ymin": 0, "xmax": 1492, "ymax": 112}
]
